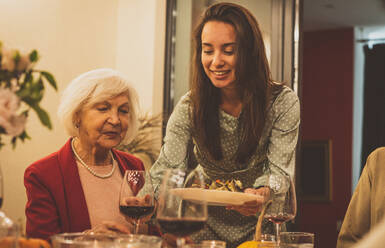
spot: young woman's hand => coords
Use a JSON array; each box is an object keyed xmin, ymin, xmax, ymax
[{"xmin": 226, "ymin": 187, "xmax": 271, "ymax": 216}]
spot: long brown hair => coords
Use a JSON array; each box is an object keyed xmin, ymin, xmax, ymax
[{"xmin": 191, "ymin": 2, "xmax": 282, "ymax": 164}]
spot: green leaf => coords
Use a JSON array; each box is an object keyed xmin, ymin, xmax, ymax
[
  {"xmin": 11, "ymin": 136, "xmax": 17, "ymax": 149},
  {"xmin": 13, "ymin": 50, "xmax": 21, "ymax": 63},
  {"xmin": 23, "ymin": 70, "xmax": 33, "ymax": 84},
  {"xmin": 40, "ymin": 71, "xmax": 57, "ymax": 90},
  {"xmin": 30, "ymin": 77, "xmax": 44, "ymax": 102},
  {"xmin": 21, "ymin": 110, "xmax": 29, "ymax": 117},
  {"xmin": 29, "ymin": 50, "xmax": 39, "ymax": 63},
  {"xmin": 31, "ymin": 104, "xmax": 52, "ymax": 129},
  {"xmin": 17, "ymin": 76, "xmax": 44, "ymax": 104},
  {"xmin": 17, "ymin": 87, "xmax": 32, "ymax": 102},
  {"xmin": 18, "ymin": 130, "xmax": 30, "ymax": 141}
]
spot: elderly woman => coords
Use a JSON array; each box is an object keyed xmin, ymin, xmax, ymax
[{"xmin": 24, "ymin": 68, "xmax": 148, "ymax": 240}]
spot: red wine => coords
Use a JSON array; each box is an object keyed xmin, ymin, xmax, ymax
[
  {"xmin": 265, "ymin": 214, "xmax": 295, "ymax": 224},
  {"xmin": 157, "ymin": 218, "xmax": 206, "ymax": 236},
  {"xmin": 119, "ymin": 205, "xmax": 154, "ymax": 219}
]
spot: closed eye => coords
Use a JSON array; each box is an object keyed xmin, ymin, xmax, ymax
[
  {"xmin": 224, "ymin": 50, "xmax": 234, "ymax": 55},
  {"xmin": 203, "ymin": 50, "xmax": 213, "ymax": 55},
  {"xmin": 97, "ymin": 107, "xmax": 108, "ymax": 112},
  {"xmin": 119, "ymin": 109, "xmax": 129, "ymax": 114}
]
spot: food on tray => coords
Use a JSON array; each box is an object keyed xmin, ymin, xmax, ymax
[
  {"xmin": 191, "ymin": 179, "xmax": 243, "ymax": 192},
  {"xmin": 206, "ymin": 179, "xmax": 244, "ymax": 192}
]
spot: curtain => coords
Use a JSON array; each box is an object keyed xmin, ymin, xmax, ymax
[{"xmin": 361, "ymin": 43, "xmax": 385, "ymax": 171}]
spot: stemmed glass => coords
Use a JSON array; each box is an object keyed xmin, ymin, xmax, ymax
[
  {"xmin": 0, "ymin": 165, "xmax": 3, "ymax": 210},
  {"xmin": 0, "ymin": 165, "xmax": 17, "ymax": 241},
  {"xmin": 119, "ymin": 170, "xmax": 155, "ymax": 234},
  {"xmin": 263, "ymin": 170, "xmax": 297, "ymax": 245},
  {"xmin": 156, "ymin": 168, "xmax": 208, "ymax": 248}
]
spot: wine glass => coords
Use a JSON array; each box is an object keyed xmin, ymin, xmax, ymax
[
  {"xmin": 156, "ymin": 168, "xmax": 208, "ymax": 248},
  {"xmin": 280, "ymin": 232, "xmax": 314, "ymax": 248},
  {"xmin": 0, "ymin": 165, "xmax": 18, "ymax": 242},
  {"xmin": 119, "ymin": 170, "xmax": 155, "ymax": 234},
  {"xmin": 263, "ymin": 170, "xmax": 297, "ymax": 245},
  {"xmin": 0, "ymin": 165, "xmax": 3, "ymax": 210}
]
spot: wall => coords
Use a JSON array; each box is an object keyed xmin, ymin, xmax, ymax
[
  {"xmin": 300, "ymin": 28, "xmax": 354, "ymax": 248},
  {"xmin": 0, "ymin": 0, "xmax": 165, "ymax": 224},
  {"xmin": 116, "ymin": 0, "xmax": 166, "ymax": 114}
]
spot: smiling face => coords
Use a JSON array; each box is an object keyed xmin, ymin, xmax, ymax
[
  {"xmin": 76, "ymin": 94, "xmax": 130, "ymax": 150},
  {"xmin": 201, "ymin": 21, "xmax": 237, "ymax": 91}
]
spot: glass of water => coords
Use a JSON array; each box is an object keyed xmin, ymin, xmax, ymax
[
  {"xmin": 201, "ymin": 240, "xmax": 226, "ymax": 248},
  {"xmin": 279, "ymin": 232, "xmax": 314, "ymax": 248},
  {"xmin": 115, "ymin": 234, "xmax": 162, "ymax": 248}
]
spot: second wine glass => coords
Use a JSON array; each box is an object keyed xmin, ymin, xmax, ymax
[
  {"xmin": 119, "ymin": 170, "xmax": 155, "ymax": 234},
  {"xmin": 263, "ymin": 171, "xmax": 297, "ymax": 245},
  {"xmin": 156, "ymin": 168, "xmax": 208, "ymax": 248}
]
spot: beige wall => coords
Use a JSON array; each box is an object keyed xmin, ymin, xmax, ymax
[
  {"xmin": 116, "ymin": 0, "xmax": 165, "ymax": 113},
  {"xmin": 0, "ymin": 0, "xmax": 165, "ymax": 224}
]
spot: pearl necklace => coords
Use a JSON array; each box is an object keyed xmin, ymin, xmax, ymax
[{"xmin": 71, "ymin": 138, "xmax": 116, "ymax": 179}]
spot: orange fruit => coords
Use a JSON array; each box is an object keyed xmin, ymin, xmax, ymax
[
  {"xmin": 237, "ymin": 240, "xmax": 276, "ymax": 248},
  {"xmin": 0, "ymin": 237, "xmax": 16, "ymax": 248},
  {"xmin": 237, "ymin": 240, "xmax": 260, "ymax": 248},
  {"xmin": 18, "ymin": 238, "xmax": 51, "ymax": 248}
]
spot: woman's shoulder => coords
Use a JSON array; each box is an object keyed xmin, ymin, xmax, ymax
[
  {"xmin": 366, "ymin": 147, "xmax": 385, "ymax": 171},
  {"xmin": 25, "ymin": 150, "xmax": 61, "ymax": 178},
  {"xmin": 168, "ymin": 91, "xmax": 192, "ymax": 121},
  {"xmin": 175, "ymin": 91, "xmax": 192, "ymax": 107},
  {"xmin": 270, "ymin": 85, "xmax": 299, "ymax": 112},
  {"xmin": 371, "ymin": 147, "xmax": 385, "ymax": 156},
  {"xmin": 276, "ymin": 85, "xmax": 299, "ymax": 101},
  {"xmin": 25, "ymin": 139, "xmax": 76, "ymax": 179}
]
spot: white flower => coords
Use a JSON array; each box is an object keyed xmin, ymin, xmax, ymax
[
  {"xmin": 0, "ymin": 113, "xmax": 26, "ymax": 136},
  {"xmin": 0, "ymin": 88, "xmax": 20, "ymax": 119},
  {"xmin": 0, "ymin": 47, "xmax": 30, "ymax": 71},
  {"xmin": 0, "ymin": 88, "xmax": 26, "ymax": 136}
]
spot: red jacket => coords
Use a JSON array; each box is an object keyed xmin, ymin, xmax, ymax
[{"xmin": 24, "ymin": 138, "xmax": 144, "ymax": 240}]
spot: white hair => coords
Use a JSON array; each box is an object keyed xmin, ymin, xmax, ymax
[{"xmin": 57, "ymin": 68, "xmax": 139, "ymax": 144}]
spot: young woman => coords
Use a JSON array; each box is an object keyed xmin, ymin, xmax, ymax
[{"xmin": 151, "ymin": 2, "xmax": 300, "ymax": 247}]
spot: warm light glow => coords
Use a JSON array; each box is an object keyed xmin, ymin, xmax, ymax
[
  {"xmin": 368, "ymin": 27, "xmax": 385, "ymax": 48},
  {"xmin": 263, "ymin": 36, "xmax": 271, "ymax": 65}
]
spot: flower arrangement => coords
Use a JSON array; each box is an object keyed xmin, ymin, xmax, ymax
[
  {"xmin": 0, "ymin": 42, "xmax": 57, "ymax": 149},
  {"xmin": 117, "ymin": 113, "xmax": 163, "ymax": 167}
]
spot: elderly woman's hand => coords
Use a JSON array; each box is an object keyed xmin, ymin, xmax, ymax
[
  {"xmin": 226, "ymin": 187, "xmax": 271, "ymax": 216},
  {"xmin": 83, "ymin": 221, "xmax": 132, "ymax": 235}
]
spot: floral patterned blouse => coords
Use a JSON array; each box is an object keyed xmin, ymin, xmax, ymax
[{"xmin": 150, "ymin": 86, "xmax": 300, "ymax": 248}]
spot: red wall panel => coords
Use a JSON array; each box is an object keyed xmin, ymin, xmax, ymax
[{"xmin": 299, "ymin": 27, "xmax": 354, "ymax": 248}]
